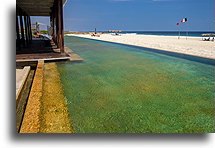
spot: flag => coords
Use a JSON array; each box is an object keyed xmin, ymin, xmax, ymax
[
  {"xmin": 176, "ymin": 23, "xmax": 180, "ymax": 25},
  {"xmin": 181, "ymin": 18, "xmax": 187, "ymax": 23}
]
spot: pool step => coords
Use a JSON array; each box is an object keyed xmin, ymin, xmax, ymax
[
  {"xmin": 19, "ymin": 60, "xmax": 73, "ymax": 133},
  {"xmin": 64, "ymin": 46, "xmax": 84, "ymax": 61}
]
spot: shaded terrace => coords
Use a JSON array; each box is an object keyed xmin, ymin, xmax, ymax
[{"xmin": 16, "ymin": 0, "xmax": 70, "ymax": 62}]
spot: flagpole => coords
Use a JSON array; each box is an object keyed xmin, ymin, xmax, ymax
[
  {"xmin": 186, "ymin": 21, "xmax": 188, "ymax": 40},
  {"xmin": 178, "ymin": 24, "xmax": 180, "ymax": 39}
]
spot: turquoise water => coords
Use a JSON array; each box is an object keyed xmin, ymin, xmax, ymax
[
  {"xmin": 57, "ymin": 36, "xmax": 214, "ymax": 133},
  {"xmin": 101, "ymin": 31, "xmax": 215, "ymax": 37}
]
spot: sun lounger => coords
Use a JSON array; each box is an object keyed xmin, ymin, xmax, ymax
[{"xmin": 91, "ymin": 33, "xmax": 100, "ymax": 37}]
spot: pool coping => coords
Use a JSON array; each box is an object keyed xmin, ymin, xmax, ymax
[
  {"xmin": 16, "ymin": 66, "xmax": 31, "ymax": 102},
  {"xmin": 20, "ymin": 60, "xmax": 44, "ymax": 133}
]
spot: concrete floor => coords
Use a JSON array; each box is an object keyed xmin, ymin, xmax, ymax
[{"xmin": 16, "ymin": 39, "xmax": 71, "ymax": 62}]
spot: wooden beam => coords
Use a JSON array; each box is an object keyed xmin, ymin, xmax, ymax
[
  {"xmin": 17, "ymin": 0, "xmax": 67, "ymax": 16},
  {"xmin": 22, "ymin": 9, "xmax": 51, "ymax": 12},
  {"xmin": 28, "ymin": 13, "xmax": 51, "ymax": 16}
]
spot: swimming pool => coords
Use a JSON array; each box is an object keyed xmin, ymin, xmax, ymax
[{"xmin": 57, "ymin": 36, "xmax": 214, "ymax": 133}]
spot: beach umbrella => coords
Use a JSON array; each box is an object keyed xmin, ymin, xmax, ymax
[{"xmin": 108, "ymin": 30, "xmax": 122, "ymax": 32}]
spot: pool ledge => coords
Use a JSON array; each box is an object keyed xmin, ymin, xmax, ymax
[
  {"xmin": 20, "ymin": 60, "xmax": 44, "ymax": 133},
  {"xmin": 64, "ymin": 46, "xmax": 84, "ymax": 62}
]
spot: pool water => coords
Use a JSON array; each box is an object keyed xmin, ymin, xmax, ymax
[{"xmin": 57, "ymin": 36, "xmax": 214, "ymax": 133}]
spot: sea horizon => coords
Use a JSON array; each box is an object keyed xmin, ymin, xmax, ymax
[{"xmin": 67, "ymin": 31, "xmax": 215, "ymax": 37}]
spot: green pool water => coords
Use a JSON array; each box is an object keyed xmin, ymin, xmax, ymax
[{"xmin": 57, "ymin": 36, "xmax": 214, "ymax": 133}]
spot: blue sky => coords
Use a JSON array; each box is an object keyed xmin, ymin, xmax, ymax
[{"xmin": 32, "ymin": 0, "xmax": 214, "ymax": 31}]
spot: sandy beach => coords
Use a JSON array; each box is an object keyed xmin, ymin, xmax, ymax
[{"xmin": 67, "ymin": 34, "xmax": 215, "ymax": 59}]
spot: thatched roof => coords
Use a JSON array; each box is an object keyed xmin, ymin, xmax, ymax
[
  {"xmin": 108, "ymin": 30, "xmax": 122, "ymax": 32},
  {"xmin": 17, "ymin": 0, "xmax": 67, "ymax": 16},
  {"xmin": 201, "ymin": 33, "xmax": 215, "ymax": 36}
]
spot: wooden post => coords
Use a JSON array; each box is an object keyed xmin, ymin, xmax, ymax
[
  {"xmin": 19, "ymin": 11, "xmax": 25, "ymax": 47},
  {"xmin": 52, "ymin": 3, "xmax": 56, "ymax": 45},
  {"xmin": 52, "ymin": 7, "xmax": 54, "ymax": 43},
  {"xmin": 27, "ymin": 16, "xmax": 31, "ymax": 41},
  {"xmin": 26, "ymin": 15, "xmax": 29, "ymax": 42},
  {"xmin": 16, "ymin": 14, "xmax": 20, "ymax": 46},
  {"xmin": 24, "ymin": 14, "xmax": 29, "ymax": 44},
  {"xmin": 56, "ymin": 0, "xmax": 59, "ymax": 48},
  {"xmin": 57, "ymin": 0, "xmax": 64, "ymax": 53},
  {"xmin": 28, "ymin": 16, "xmax": 32, "ymax": 40},
  {"xmin": 50, "ymin": 7, "xmax": 55, "ymax": 42},
  {"xmin": 53, "ymin": 6, "xmax": 56, "ymax": 44},
  {"xmin": 50, "ymin": 11, "xmax": 52, "ymax": 35}
]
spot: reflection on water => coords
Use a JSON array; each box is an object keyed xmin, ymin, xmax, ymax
[{"xmin": 57, "ymin": 36, "xmax": 214, "ymax": 133}]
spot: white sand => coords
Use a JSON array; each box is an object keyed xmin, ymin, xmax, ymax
[{"xmin": 67, "ymin": 34, "xmax": 215, "ymax": 59}]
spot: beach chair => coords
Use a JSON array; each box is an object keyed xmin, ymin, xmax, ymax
[{"xmin": 91, "ymin": 33, "xmax": 100, "ymax": 37}]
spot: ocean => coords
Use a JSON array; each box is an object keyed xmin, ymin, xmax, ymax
[{"xmin": 102, "ymin": 31, "xmax": 215, "ymax": 37}]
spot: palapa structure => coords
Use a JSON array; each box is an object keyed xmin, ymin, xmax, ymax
[
  {"xmin": 201, "ymin": 33, "xmax": 215, "ymax": 41},
  {"xmin": 108, "ymin": 30, "xmax": 122, "ymax": 33}
]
